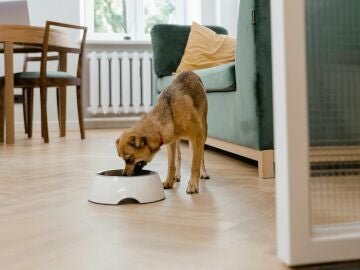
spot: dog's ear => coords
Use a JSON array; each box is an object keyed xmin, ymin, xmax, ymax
[
  {"xmin": 146, "ymin": 136, "xmax": 161, "ymax": 151},
  {"xmin": 128, "ymin": 135, "xmax": 147, "ymax": 148}
]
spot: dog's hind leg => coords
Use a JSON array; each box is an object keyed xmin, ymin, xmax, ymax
[
  {"xmin": 163, "ymin": 142, "xmax": 177, "ymax": 189},
  {"xmin": 200, "ymin": 152, "xmax": 210, "ymax": 179},
  {"xmin": 175, "ymin": 140, "xmax": 181, "ymax": 182},
  {"xmin": 193, "ymin": 140, "xmax": 209, "ymax": 179},
  {"xmin": 186, "ymin": 136, "xmax": 205, "ymax": 194},
  {"xmin": 200, "ymin": 119, "xmax": 209, "ymax": 179}
]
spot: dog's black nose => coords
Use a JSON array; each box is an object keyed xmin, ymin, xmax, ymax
[{"xmin": 135, "ymin": 161, "xmax": 147, "ymax": 172}]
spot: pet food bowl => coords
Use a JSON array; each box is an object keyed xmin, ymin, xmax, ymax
[{"xmin": 88, "ymin": 169, "xmax": 165, "ymax": 205}]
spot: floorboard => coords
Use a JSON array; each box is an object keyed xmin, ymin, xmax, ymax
[{"xmin": 0, "ymin": 129, "xmax": 358, "ymax": 270}]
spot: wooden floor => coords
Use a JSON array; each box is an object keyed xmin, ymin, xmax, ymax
[{"xmin": 0, "ymin": 129, "xmax": 358, "ymax": 270}]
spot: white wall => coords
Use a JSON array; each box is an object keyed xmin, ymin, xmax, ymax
[{"xmin": 0, "ymin": 0, "xmax": 81, "ymax": 133}]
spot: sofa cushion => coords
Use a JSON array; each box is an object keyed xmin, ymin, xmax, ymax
[
  {"xmin": 176, "ymin": 22, "xmax": 236, "ymax": 72},
  {"xmin": 150, "ymin": 24, "xmax": 228, "ymax": 77},
  {"xmin": 156, "ymin": 62, "xmax": 236, "ymax": 93}
]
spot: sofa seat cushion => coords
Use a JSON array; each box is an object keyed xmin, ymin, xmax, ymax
[{"xmin": 156, "ymin": 62, "xmax": 236, "ymax": 93}]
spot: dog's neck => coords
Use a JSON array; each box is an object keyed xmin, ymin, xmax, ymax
[
  {"xmin": 135, "ymin": 116, "xmax": 165, "ymax": 149},
  {"xmin": 159, "ymin": 133, "xmax": 164, "ymax": 147},
  {"xmin": 148, "ymin": 132, "xmax": 164, "ymax": 153},
  {"xmin": 152, "ymin": 129, "xmax": 165, "ymax": 151}
]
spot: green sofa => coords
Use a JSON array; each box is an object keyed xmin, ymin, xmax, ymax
[{"xmin": 150, "ymin": 0, "xmax": 274, "ymax": 178}]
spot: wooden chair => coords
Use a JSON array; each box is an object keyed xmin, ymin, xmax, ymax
[
  {"xmin": 0, "ymin": 54, "xmax": 59, "ymax": 142},
  {"xmin": 0, "ymin": 21, "xmax": 87, "ymax": 143}
]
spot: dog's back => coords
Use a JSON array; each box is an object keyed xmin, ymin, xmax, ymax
[
  {"xmin": 153, "ymin": 71, "xmax": 207, "ymax": 138},
  {"xmin": 158, "ymin": 71, "xmax": 207, "ymax": 112}
]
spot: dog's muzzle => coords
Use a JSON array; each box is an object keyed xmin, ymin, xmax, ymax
[{"xmin": 123, "ymin": 161, "xmax": 147, "ymax": 176}]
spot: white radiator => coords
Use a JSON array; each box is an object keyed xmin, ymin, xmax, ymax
[{"xmin": 87, "ymin": 51, "xmax": 153, "ymax": 115}]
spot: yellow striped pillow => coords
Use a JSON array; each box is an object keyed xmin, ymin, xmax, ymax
[{"xmin": 176, "ymin": 22, "xmax": 235, "ymax": 73}]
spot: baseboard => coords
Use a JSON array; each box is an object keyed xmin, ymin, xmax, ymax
[
  {"xmin": 84, "ymin": 116, "xmax": 140, "ymax": 129},
  {"xmin": 15, "ymin": 120, "xmax": 79, "ymax": 132},
  {"xmin": 14, "ymin": 117, "xmax": 140, "ymax": 131}
]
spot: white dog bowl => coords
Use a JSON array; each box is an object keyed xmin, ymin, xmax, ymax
[{"xmin": 88, "ymin": 169, "xmax": 165, "ymax": 205}]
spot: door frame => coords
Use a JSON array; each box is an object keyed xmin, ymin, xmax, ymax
[{"xmin": 271, "ymin": 0, "xmax": 360, "ymax": 266}]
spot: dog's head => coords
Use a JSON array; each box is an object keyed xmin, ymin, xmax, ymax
[{"xmin": 115, "ymin": 130, "xmax": 161, "ymax": 176}]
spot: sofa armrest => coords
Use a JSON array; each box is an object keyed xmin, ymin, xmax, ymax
[{"xmin": 150, "ymin": 24, "xmax": 228, "ymax": 77}]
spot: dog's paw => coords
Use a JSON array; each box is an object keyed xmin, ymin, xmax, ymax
[
  {"xmin": 186, "ymin": 181, "xmax": 199, "ymax": 194},
  {"xmin": 174, "ymin": 176, "xmax": 181, "ymax": 182},
  {"xmin": 163, "ymin": 181, "xmax": 174, "ymax": 189},
  {"xmin": 200, "ymin": 173, "xmax": 210, "ymax": 180}
]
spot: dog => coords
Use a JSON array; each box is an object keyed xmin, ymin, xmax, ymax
[{"xmin": 115, "ymin": 71, "xmax": 209, "ymax": 194}]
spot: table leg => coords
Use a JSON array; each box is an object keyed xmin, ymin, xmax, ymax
[
  {"xmin": 4, "ymin": 42, "xmax": 14, "ymax": 144},
  {"xmin": 0, "ymin": 85, "xmax": 4, "ymax": 143},
  {"xmin": 59, "ymin": 52, "xmax": 67, "ymax": 137}
]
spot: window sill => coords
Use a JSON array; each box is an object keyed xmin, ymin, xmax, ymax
[{"xmin": 85, "ymin": 39, "xmax": 152, "ymax": 45}]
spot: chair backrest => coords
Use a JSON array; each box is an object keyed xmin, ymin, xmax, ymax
[
  {"xmin": 40, "ymin": 21, "xmax": 87, "ymax": 85},
  {"xmin": 23, "ymin": 54, "xmax": 59, "ymax": 72}
]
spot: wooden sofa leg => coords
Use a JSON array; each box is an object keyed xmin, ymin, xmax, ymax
[{"xmin": 258, "ymin": 150, "xmax": 275, "ymax": 178}]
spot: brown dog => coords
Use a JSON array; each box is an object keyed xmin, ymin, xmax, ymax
[{"xmin": 115, "ymin": 71, "xmax": 209, "ymax": 194}]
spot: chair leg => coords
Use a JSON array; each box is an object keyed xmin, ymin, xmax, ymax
[
  {"xmin": 27, "ymin": 88, "xmax": 34, "ymax": 138},
  {"xmin": 59, "ymin": 86, "xmax": 66, "ymax": 137},
  {"xmin": 56, "ymin": 87, "xmax": 61, "ymax": 131},
  {"xmin": 22, "ymin": 88, "xmax": 28, "ymax": 134},
  {"xmin": 40, "ymin": 87, "xmax": 49, "ymax": 143},
  {"xmin": 40, "ymin": 89, "xmax": 44, "ymax": 139},
  {"xmin": 76, "ymin": 85, "xmax": 85, "ymax": 139},
  {"xmin": 0, "ymin": 87, "xmax": 4, "ymax": 143}
]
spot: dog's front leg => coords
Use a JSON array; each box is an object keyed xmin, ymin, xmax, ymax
[
  {"xmin": 163, "ymin": 142, "xmax": 177, "ymax": 189},
  {"xmin": 186, "ymin": 137, "xmax": 204, "ymax": 194}
]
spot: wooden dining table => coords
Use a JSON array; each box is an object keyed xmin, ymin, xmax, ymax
[{"xmin": 0, "ymin": 25, "xmax": 73, "ymax": 144}]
